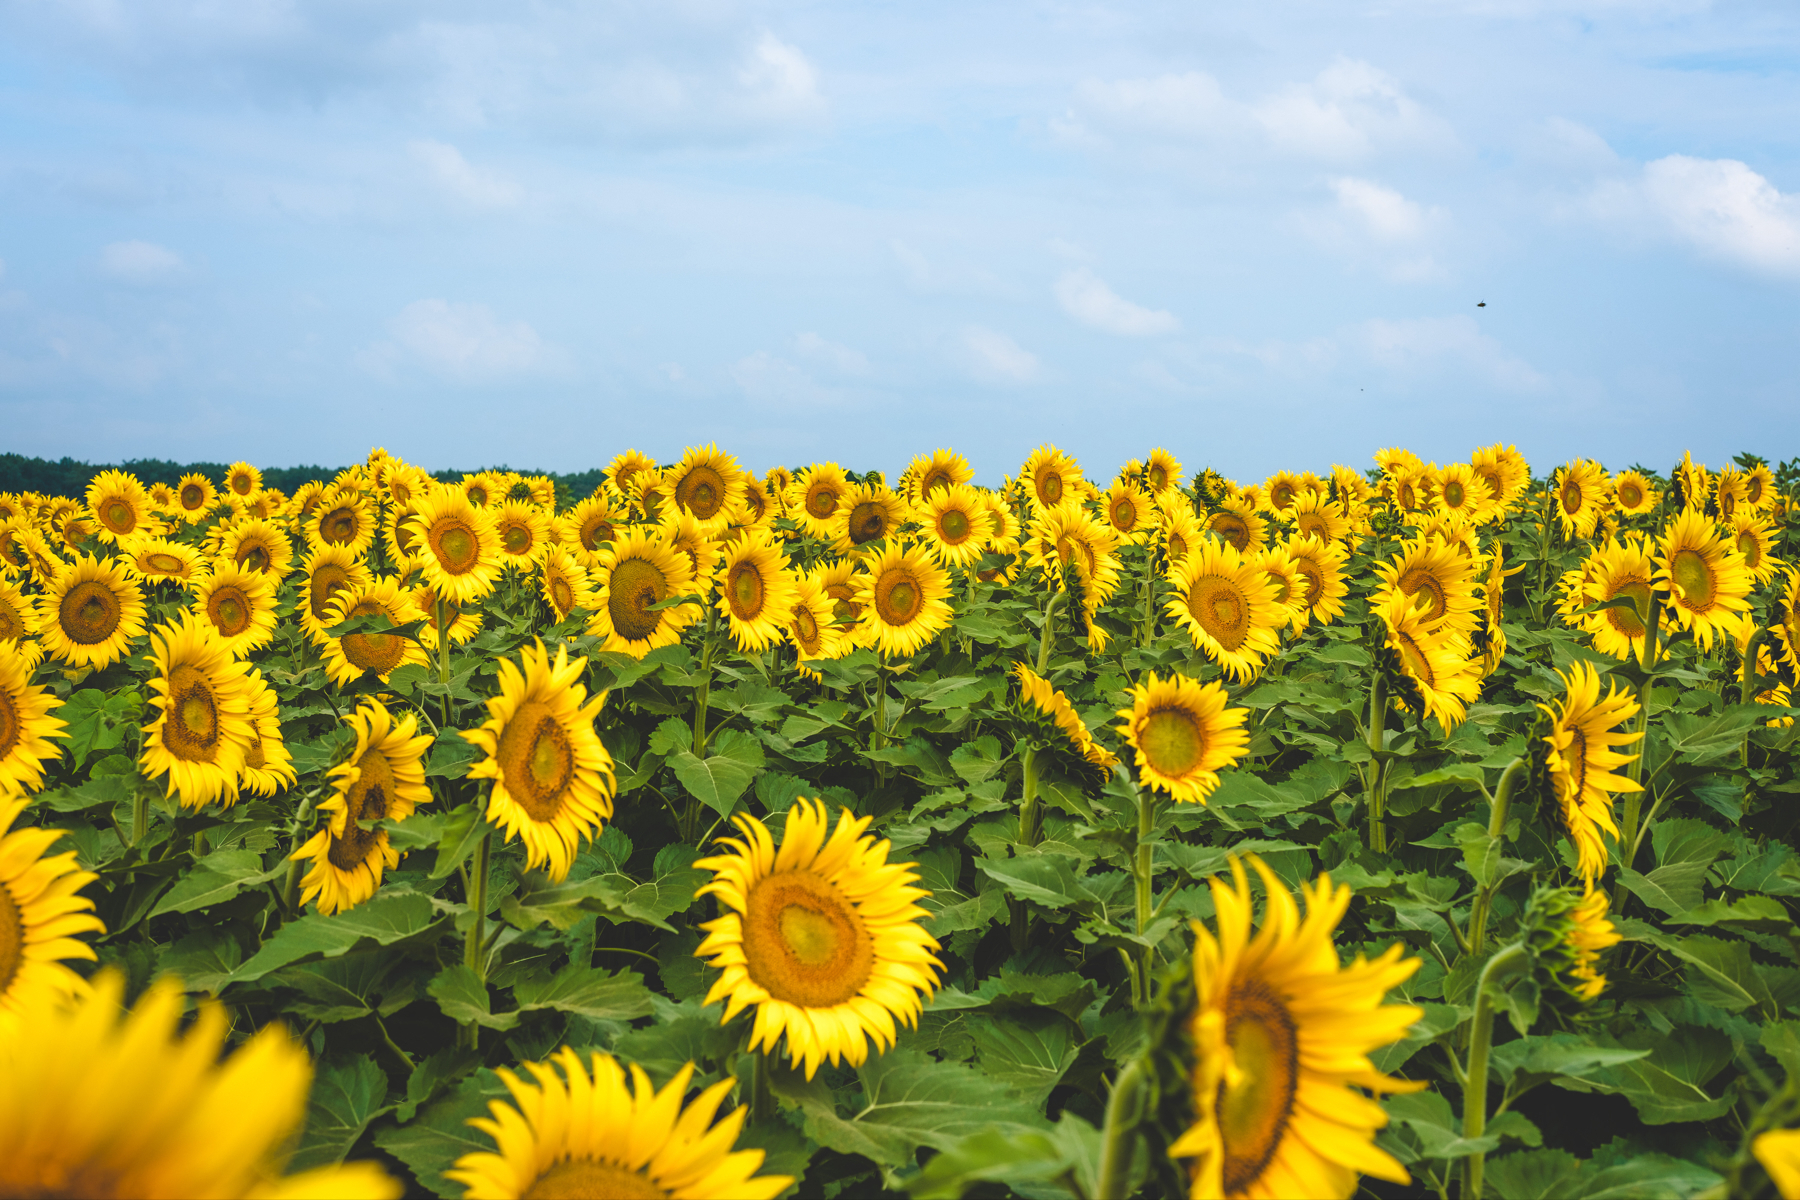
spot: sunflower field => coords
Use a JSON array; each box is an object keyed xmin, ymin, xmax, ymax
[{"xmin": 3, "ymin": 444, "xmax": 1800, "ymax": 1200}]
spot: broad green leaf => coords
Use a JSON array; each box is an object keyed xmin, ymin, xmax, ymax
[
  {"xmin": 1618, "ymin": 864, "xmax": 1711, "ymax": 916},
  {"xmin": 1385, "ymin": 1089, "xmax": 1501, "ymax": 1159},
  {"xmin": 977, "ymin": 855, "xmax": 1097, "ymax": 910},
  {"xmin": 273, "ymin": 951, "xmax": 413, "ymax": 1023},
  {"xmin": 865, "ymin": 735, "xmax": 956, "ymax": 787},
  {"xmin": 156, "ymin": 928, "xmax": 243, "ymax": 995},
  {"xmin": 513, "ymin": 964, "xmax": 655, "ymax": 1021},
  {"xmin": 647, "ymin": 716, "xmax": 692, "ymax": 756},
  {"xmin": 229, "ymin": 891, "xmax": 442, "ymax": 983},
  {"xmin": 430, "ymin": 801, "xmax": 488, "ymax": 879},
  {"xmin": 948, "ymin": 736, "xmax": 1005, "ymax": 785},
  {"xmin": 426, "ymin": 730, "xmax": 482, "ymax": 778},
  {"xmin": 1481, "ymin": 1149, "xmax": 1581, "ymax": 1200},
  {"xmin": 1576, "ymin": 1027, "xmax": 1734, "ymax": 1124},
  {"xmin": 1489, "ymin": 1033, "xmax": 1651, "ymax": 1087},
  {"xmin": 397, "ymin": 1047, "xmax": 483, "ymax": 1122},
  {"xmin": 905, "ymin": 1114, "xmax": 1100, "ymax": 1200},
  {"xmin": 287, "ymin": 1054, "xmax": 389, "ymax": 1172},
  {"xmin": 147, "ymin": 848, "xmax": 282, "ymax": 918},
  {"xmin": 670, "ymin": 730, "xmax": 765, "ymax": 819},
  {"xmin": 1674, "ymin": 934, "xmax": 1776, "ymax": 1016},
  {"xmin": 374, "ymin": 1070, "xmax": 510, "ymax": 1200},
  {"xmin": 427, "ymin": 964, "xmax": 520, "ymax": 1030},
  {"xmin": 967, "ymin": 1011, "xmax": 1081, "ymax": 1104}
]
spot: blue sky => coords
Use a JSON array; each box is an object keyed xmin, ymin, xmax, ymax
[{"xmin": 0, "ymin": 0, "xmax": 1795, "ymax": 485}]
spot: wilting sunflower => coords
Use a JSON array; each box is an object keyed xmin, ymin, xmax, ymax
[
  {"xmin": 1612, "ymin": 469, "xmax": 1658, "ymax": 516},
  {"xmin": 694, "ymin": 799, "xmax": 942, "ymax": 1079},
  {"xmin": 853, "ymin": 541, "xmax": 953, "ymax": 658},
  {"xmin": 85, "ymin": 470, "xmax": 151, "ymax": 545},
  {"xmin": 1373, "ymin": 537, "xmax": 1484, "ymax": 635},
  {"xmin": 1577, "ymin": 538, "xmax": 1658, "ymax": 661},
  {"xmin": 409, "ymin": 486, "xmax": 504, "ymax": 605},
  {"xmin": 292, "ymin": 700, "xmax": 433, "ymax": 914},
  {"xmin": 0, "ymin": 969, "xmax": 400, "ymax": 1199},
  {"xmin": 172, "ymin": 472, "xmax": 219, "ymax": 523},
  {"xmin": 587, "ymin": 528, "xmax": 698, "ymax": 659},
  {"xmin": 1170, "ymin": 856, "xmax": 1422, "ymax": 1200},
  {"xmin": 792, "ymin": 462, "xmax": 850, "ymax": 540},
  {"xmin": 1165, "ymin": 541, "xmax": 1282, "ymax": 684},
  {"xmin": 1161, "ymin": 507, "xmax": 1206, "ymax": 569},
  {"xmin": 121, "ymin": 538, "xmax": 206, "ymax": 591},
  {"xmin": 320, "ymin": 577, "xmax": 429, "ymax": 688},
  {"xmin": 1283, "ymin": 534, "xmax": 1349, "ymax": 629},
  {"xmin": 1021, "ymin": 445, "xmax": 1083, "ymax": 514},
  {"xmin": 0, "ymin": 645, "xmax": 66, "ymax": 794},
  {"xmin": 559, "ymin": 494, "xmax": 624, "ymax": 567},
  {"xmin": 490, "ymin": 500, "xmax": 552, "ymax": 568},
  {"xmin": 667, "ymin": 444, "xmax": 746, "ymax": 531},
  {"xmin": 0, "ymin": 577, "xmax": 38, "ymax": 644},
  {"xmin": 220, "ymin": 517, "xmax": 295, "ymax": 580},
  {"xmin": 1378, "ymin": 592, "xmax": 1481, "ymax": 730},
  {"xmin": 1728, "ymin": 512, "xmax": 1784, "ymax": 584},
  {"xmin": 786, "ymin": 573, "xmax": 849, "ymax": 674},
  {"xmin": 410, "ymin": 583, "xmax": 483, "ymax": 650},
  {"xmin": 297, "ymin": 544, "xmax": 373, "ymax": 645},
  {"xmin": 1539, "ymin": 660, "xmax": 1641, "ymax": 883},
  {"xmin": 0, "ymin": 790, "xmax": 100, "ymax": 1038},
  {"xmin": 140, "ymin": 613, "xmax": 257, "ymax": 809},
  {"xmin": 463, "ymin": 641, "xmax": 616, "ymax": 883},
  {"xmin": 1655, "ymin": 509, "xmax": 1753, "ymax": 651},
  {"xmin": 718, "ymin": 529, "xmax": 798, "ymax": 653},
  {"xmin": 834, "ymin": 482, "xmax": 910, "ymax": 553},
  {"xmin": 1205, "ymin": 497, "xmax": 1268, "ymax": 555},
  {"xmin": 238, "ymin": 669, "xmax": 296, "ymax": 797},
  {"xmin": 36, "ymin": 553, "xmax": 146, "ymax": 671},
  {"xmin": 1101, "ymin": 483, "xmax": 1155, "ymax": 543},
  {"xmin": 1014, "ymin": 662, "xmax": 1119, "ymax": 780},
  {"xmin": 191, "ymin": 561, "xmax": 279, "ymax": 658},
  {"xmin": 1114, "ymin": 671, "xmax": 1248, "ymax": 802},
  {"xmin": 223, "ymin": 461, "xmax": 263, "ymax": 499},
  {"xmin": 605, "ymin": 448, "xmax": 659, "ymax": 499},
  {"xmin": 1432, "ymin": 462, "xmax": 1492, "ymax": 520},
  {"xmin": 920, "ymin": 483, "xmax": 994, "ymax": 568},
  {"xmin": 538, "ymin": 547, "xmax": 592, "ymax": 623},
  {"xmin": 446, "ymin": 1051, "xmax": 791, "ymax": 1200},
  {"xmin": 907, "ymin": 448, "xmax": 974, "ymax": 503},
  {"xmin": 304, "ymin": 487, "xmax": 377, "ymax": 556}
]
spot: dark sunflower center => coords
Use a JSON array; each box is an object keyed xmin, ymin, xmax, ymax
[
  {"xmin": 1293, "ymin": 559, "xmax": 1323, "ymax": 605},
  {"xmin": 1396, "ymin": 629, "xmax": 1436, "ymax": 688},
  {"xmin": 1211, "ymin": 514, "xmax": 1250, "ymax": 552},
  {"xmin": 180, "ymin": 483, "xmax": 206, "ymax": 509},
  {"xmin": 806, "ymin": 486, "xmax": 839, "ymax": 519},
  {"xmin": 1149, "ymin": 465, "xmax": 1167, "ymax": 489},
  {"xmin": 467, "ymin": 485, "xmax": 489, "ymax": 506},
  {"xmin": 1271, "ymin": 484, "xmax": 1293, "ymax": 510},
  {"xmin": 876, "ymin": 570, "xmax": 921, "ymax": 625},
  {"xmin": 309, "ymin": 564, "xmax": 352, "ymax": 623},
  {"xmin": 1736, "ymin": 532, "xmax": 1761, "ymax": 570},
  {"xmin": 1670, "ymin": 548, "xmax": 1716, "ymax": 608},
  {"xmin": 1443, "ymin": 481, "xmax": 1465, "ymax": 507},
  {"xmin": 792, "ymin": 606, "xmax": 820, "ymax": 649},
  {"xmin": 550, "ymin": 575, "xmax": 575, "ymax": 615},
  {"xmin": 1561, "ymin": 480, "xmax": 1583, "ymax": 514},
  {"xmin": 60, "ymin": 581, "xmax": 122, "ymax": 645},
  {"xmin": 145, "ymin": 552, "xmax": 185, "ymax": 574},
  {"xmin": 579, "ymin": 517, "xmax": 612, "ymax": 553},
  {"xmin": 1619, "ymin": 481, "xmax": 1642, "ymax": 508},
  {"xmin": 678, "ymin": 467, "xmax": 727, "ymax": 519},
  {"xmin": 503, "ymin": 525, "xmax": 532, "ymax": 555},
  {"xmin": 849, "ymin": 502, "xmax": 889, "ymax": 545},
  {"xmin": 1607, "ymin": 580, "xmax": 1651, "ymax": 637},
  {"xmin": 237, "ymin": 542, "xmax": 271, "ymax": 573},
  {"xmin": 742, "ymin": 869, "xmax": 874, "ymax": 1008},
  {"xmin": 0, "ymin": 602, "xmax": 22, "ymax": 640},
  {"xmin": 497, "ymin": 704, "xmax": 574, "ymax": 822},
  {"xmin": 1398, "ymin": 569, "xmax": 1449, "ymax": 622},
  {"xmin": 608, "ymin": 557, "xmax": 666, "ymax": 642},
  {"xmin": 209, "ymin": 586, "xmax": 252, "ymax": 638},
  {"xmin": 728, "ymin": 562, "xmax": 766, "ymax": 620},
  {"xmin": 826, "ymin": 583, "xmax": 859, "ymax": 623},
  {"xmin": 1141, "ymin": 707, "xmax": 1204, "ymax": 778},
  {"xmin": 922, "ymin": 469, "xmax": 952, "ymax": 495},
  {"xmin": 164, "ymin": 663, "xmax": 220, "ymax": 762},
  {"xmin": 342, "ymin": 601, "xmax": 404, "ymax": 675},
  {"xmin": 1041, "ymin": 474, "xmax": 1063, "ymax": 504},
  {"xmin": 1188, "ymin": 577, "xmax": 1248, "ymax": 650},
  {"xmin": 522, "ymin": 1158, "xmax": 668, "ymax": 1200},
  {"xmin": 939, "ymin": 509, "xmax": 971, "ymax": 543},
  {"xmin": 103, "ymin": 500, "xmax": 136, "ymax": 533},
  {"xmin": 1564, "ymin": 727, "xmax": 1590, "ymax": 796},
  {"xmin": 231, "ymin": 473, "xmax": 254, "ymax": 495},
  {"xmin": 329, "ymin": 750, "xmax": 397, "ymax": 869},
  {"xmin": 0, "ymin": 688, "xmax": 19, "ymax": 760},
  {"xmin": 430, "ymin": 520, "xmax": 481, "ymax": 574},
  {"xmin": 320, "ymin": 506, "xmax": 358, "ymax": 545},
  {"xmin": 0, "ymin": 883, "xmax": 23, "ymax": 999},
  {"xmin": 1111, "ymin": 500, "xmax": 1137, "ymax": 530},
  {"xmin": 1218, "ymin": 979, "xmax": 1300, "ymax": 1195}
]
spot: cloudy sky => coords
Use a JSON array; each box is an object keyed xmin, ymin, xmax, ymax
[{"xmin": 0, "ymin": 0, "xmax": 1795, "ymax": 483}]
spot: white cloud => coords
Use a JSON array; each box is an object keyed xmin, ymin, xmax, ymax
[
  {"xmin": 738, "ymin": 33, "xmax": 822, "ymax": 117},
  {"xmin": 1330, "ymin": 178, "xmax": 1432, "ymax": 241},
  {"xmin": 409, "ymin": 140, "xmax": 522, "ymax": 209},
  {"xmin": 368, "ymin": 299, "xmax": 547, "ymax": 384},
  {"xmin": 960, "ymin": 326, "xmax": 1039, "ymax": 384},
  {"xmin": 99, "ymin": 240, "xmax": 184, "ymax": 283},
  {"xmin": 1054, "ymin": 269, "xmax": 1179, "ymax": 336},
  {"xmin": 1583, "ymin": 154, "xmax": 1800, "ymax": 278},
  {"xmin": 1254, "ymin": 59, "xmax": 1456, "ymax": 162},
  {"xmin": 731, "ymin": 351, "xmax": 841, "ymax": 407},
  {"xmin": 1357, "ymin": 315, "xmax": 1546, "ymax": 390},
  {"xmin": 794, "ymin": 331, "xmax": 869, "ymax": 374},
  {"xmin": 1060, "ymin": 71, "xmax": 1232, "ymax": 141}
]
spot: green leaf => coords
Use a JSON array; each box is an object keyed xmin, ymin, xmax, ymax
[
  {"xmin": 397, "ymin": 1047, "xmax": 483, "ymax": 1123},
  {"xmin": 57, "ymin": 688, "xmax": 142, "ymax": 766},
  {"xmin": 146, "ymin": 848, "xmax": 282, "ymax": 918},
  {"xmin": 1489, "ymin": 1033, "xmax": 1652, "ymax": 1088},
  {"xmin": 430, "ymin": 802, "xmax": 488, "ymax": 879},
  {"xmin": 513, "ymin": 965, "xmax": 655, "ymax": 1022},
  {"xmin": 1617, "ymin": 864, "xmax": 1711, "ymax": 916},
  {"xmin": 968, "ymin": 1010, "xmax": 1081, "ymax": 1104},
  {"xmin": 977, "ymin": 855, "xmax": 1098, "ymax": 910},
  {"xmin": 1385, "ymin": 1089, "xmax": 1500, "ymax": 1159},
  {"xmin": 428, "ymin": 964, "xmax": 519, "ymax": 1030},
  {"xmin": 948, "ymin": 736, "xmax": 1005, "ymax": 785},
  {"xmin": 1454, "ymin": 824, "xmax": 1533, "ymax": 891},
  {"xmin": 1674, "ymin": 934, "xmax": 1776, "ymax": 1016},
  {"xmin": 287, "ymin": 1054, "xmax": 389, "ymax": 1172},
  {"xmin": 229, "ymin": 891, "xmax": 442, "ymax": 983},
  {"xmin": 1481, "ymin": 1149, "xmax": 1581, "ymax": 1200},
  {"xmin": 865, "ymin": 735, "xmax": 956, "ymax": 787},
  {"xmin": 647, "ymin": 716, "xmax": 692, "ymax": 757},
  {"xmin": 905, "ymin": 1114, "xmax": 1100, "ymax": 1200},
  {"xmin": 272, "ymin": 951, "xmax": 412, "ymax": 1023},
  {"xmin": 156, "ymin": 928, "xmax": 243, "ymax": 995},
  {"xmin": 670, "ymin": 731, "xmax": 765, "ymax": 819},
  {"xmin": 426, "ymin": 731, "xmax": 482, "ymax": 779},
  {"xmin": 374, "ymin": 1070, "xmax": 510, "ymax": 1200},
  {"xmin": 1576, "ymin": 1028, "xmax": 1734, "ymax": 1124}
]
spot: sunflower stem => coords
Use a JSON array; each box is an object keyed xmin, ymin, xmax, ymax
[
  {"xmin": 1463, "ymin": 942, "xmax": 1531, "ymax": 1200},
  {"xmin": 1132, "ymin": 783, "xmax": 1157, "ymax": 1006},
  {"xmin": 746, "ymin": 1042, "xmax": 774, "ymax": 1127},
  {"xmin": 132, "ymin": 784, "xmax": 151, "ymax": 847},
  {"xmin": 1366, "ymin": 669, "xmax": 1389, "ymax": 854},
  {"xmin": 1037, "ymin": 590, "xmax": 1062, "ymax": 675},
  {"xmin": 461, "ymin": 828, "xmax": 493, "ymax": 1050},
  {"xmin": 1467, "ymin": 758, "xmax": 1524, "ymax": 955},
  {"xmin": 279, "ymin": 791, "xmax": 317, "ymax": 917},
  {"xmin": 433, "ymin": 595, "xmax": 452, "ymax": 732},
  {"xmin": 1095, "ymin": 1056, "xmax": 1150, "ymax": 1200},
  {"xmin": 1010, "ymin": 745, "xmax": 1041, "ymax": 957}
]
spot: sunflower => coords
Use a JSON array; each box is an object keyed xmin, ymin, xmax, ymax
[
  {"xmin": 1538, "ymin": 660, "xmax": 1641, "ymax": 882},
  {"xmin": 291, "ymin": 700, "xmax": 433, "ymax": 914},
  {"xmin": 587, "ymin": 528, "xmax": 698, "ymax": 659},
  {"xmin": 1756, "ymin": 1131, "xmax": 1800, "ymax": 1200},
  {"xmin": 791, "ymin": 463, "xmax": 850, "ymax": 540},
  {"xmin": 238, "ymin": 669, "xmax": 297, "ymax": 797},
  {"xmin": 460, "ymin": 472, "xmax": 500, "ymax": 508},
  {"xmin": 287, "ymin": 480, "xmax": 327, "ymax": 524},
  {"xmin": 1612, "ymin": 469, "xmax": 1658, "ymax": 516},
  {"xmin": 13, "ymin": 527, "xmax": 62, "ymax": 588},
  {"xmin": 666, "ymin": 444, "xmax": 746, "ymax": 532},
  {"xmin": 1101, "ymin": 483, "xmax": 1155, "ymax": 544},
  {"xmin": 220, "ymin": 518, "xmax": 295, "ymax": 580},
  {"xmin": 1165, "ymin": 541, "xmax": 1282, "ymax": 683},
  {"xmin": 1388, "ymin": 465, "xmax": 1434, "ymax": 514},
  {"xmin": 1572, "ymin": 539, "xmax": 1656, "ymax": 661},
  {"xmin": 0, "ymin": 788, "xmax": 101, "ymax": 1039},
  {"xmin": 36, "ymin": 553, "xmax": 146, "ymax": 670},
  {"xmin": 1745, "ymin": 463, "xmax": 1776, "ymax": 512},
  {"xmin": 1027, "ymin": 503, "xmax": 1124, "ymax": 605},
  {"xmin": 1142, "ymin": 447, "xmax": 1182, "ymax": 496},
  {"xmin": 191, "ymin": 561, "xmax": 279, "ymax": 657},
  {"xmin": 605, "ymin": 448, "xmax": 659, "ymax": 499},
  {"xmin": 0, "ymin": 969, "xmax": 401, "ymax": 1198},
  {"xmin": 814, "ymin": 559, "xmax": 867, "ymax": 627},
  {"xmin": 301, "ymin": 488, "xmax": 374, "ymax": 557},
  {"xmin": 463, "ymin": 641, "xmax": 615, "ymax": 883},
  {"xmin": 1372, "ymin": 538, "xmax": 1484, "ymax": 636},
  {"xmin": 1248, "ymin": 547, "xmax": 1307, "ymax": 632},
  {"xmin": 140, "ymin": 614, "xmax": 258, "ymax": 809},
  {"xmin": 121, "ymin": 538, "xmax": 207, "ymax": 590},
  {"xmin": 320, "ymin": 577, "xmax": 429, "ymax": 688},
  {"xmin": 223, "ymin": 461, "xmax": 263, "ymax": 499},
  {"xmin": 834, "ymin": 482, "xmax": 910, "ymax": 553},
  {"xmin": 297, "ymin": 544, "xmax": 374, "ymax": 645},
  {"xmin": 487, "ymin": 500, "xmax": 551, "ymax": 569},
  {"xmin": 1774, "ymin": 569, "xmax": 1800, "ymax": 675},
  {"xmin": 1170, "ymin": 856, "xmax": 1422, "ymax": 1200},
  {"xmin": 1378, "ymin": 592, "xmax": 1481, "ymax": 730},
  {"xmin": 1475, "ymin": 540, "xmax": 1515, "ymax": 676},
  {"xmin": 538, "ymin": 548, "xmax": 592, "ymax": 623},
  {"xmin": 634, "ymin": 469, "xmax": 674, "ymax": 524},
  {"xmin": 1470, "ymin": 443, "xmax": 1530, "ymax": 509},
  {"xmin": 409, "ymin": 486, "xmax": 504, "ymax": 605},
  {"xmin": 920, "ymin": 483, "xmax": 994, "ymax": 568},
  {"xmin": 1289, "ymin": 492, "xmax": 1350, "ymax": 545},
  {"xmin": 384, "ymin": 462, "xmax": 430, "ymax": 511},
  {"xmin": 0, "ymin": 646, "xmax": 66, "ymax": 794},
  {"xmin": 1728, "ymin": 512, "xmax": 1784, "ymax": 584},
  {"xmin": 907, "ymin": 449, "xmax": 974, "ymax": 504},
  {"xmin": 410, "ymin": 584, "xmax": 483, "ymax": 650},
  {"xmin": 84, "ymin": 470, "xmax": 151, "ymax": 546},
  {"xmin": 694, "ymin": 799, "xmax": 942, "ymax": 1079},
  {"xmin": 1555, "ymin": 884, "xmax": 1621, "ymax": 1003},
  {"xmin": 718, "ymin": 530, "xmax": 798, "ymax": 653},
  {"xmin": 853, "ymin": 542, "xmax": 953, "ymax": 658},
  {"xmin": 559, "ymin": 494, "xmax": 624, "ymax": 566},
  {"xmin": 0, "ymin": 519, "xmax": 30, "ymax": 575},
  {"xmin": 1261, "ymin": 471, "xmax": 1318, "ymax": 515},
  {"xmin": 1205, "ymin": 498, "xmax": 1267, "ymax": 555},
  {"xmin": 1432, "ymin": 462, "xmax": 1492, "ymax": 519},
  {"xmin": 733, "ymin": 476, "xmax": 776, "ymax": 529},
  {"xmin": 1021, "ymin": 445, "xmax": 1083, "ymax": 514},
  {"xmin": 1283, "ymin": 534, "xmax": 1349, "ymax": 629},
  {"xmin": 1713, "ymin": 467, "xmax": 1747, "ymax": 520},
  {"xmin": 0, "ymin": 577, "xmax": 37, "ymax": 644},
  {"xmin": 1671, "ymin": 451, "xmax": 1710, "ymax": 511},
  {"xmin": 445, "ymin": 1050, "xmax": 791, "ymax": 1200},
  {"xmin": 786, "ymin": 573, "xmax": 849, "ymax": 673},
  {"xmin": 171, "ymin": 472, "xmax": 219, "ymax": 523},
  {"xmin": 1655, "ymin": 509, "xmax": 1753, "ymax": 651},
  {"xmin": 1161, "ymin": 506, "xmax": 1205, "ymax": 569},
  {"xmin": 1014, "ymin": 662, "xmax": 1119, "ymax": 780}
]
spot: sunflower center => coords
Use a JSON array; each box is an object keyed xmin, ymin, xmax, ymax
[
  {"xmin": 742, "ymin": 869, "xmax": 874, "ymax": 1008},
  {"xmin": 1561, "ymin": 480, "xmax": 1583, "ymax": 514},
  {"xmin": 727, "ymin": 561, "xmax": 767, "ymax": 620},
  {"xmin": 503, "ymin": 525, "xmax": 532, "ymax": 554},
  {"xmin": 1619, "ymin": 481, "xmax": 1642, "ymax": 508},
  {"xmin": 209, "ymin": 586, "xmax": 252, "ymax": 638},
  {"xmin": 792, "ymin": 606, "xmax": 821, "ymax": 650},
  {"xmin": 1395, "ymin": 630, "xmax": 1437, "ymax": 688},
  {"xmin": 550, "ymin": 575, "xmax": 575, "ymax": 615},
  {"xmin": 1149, "ymin": 465, "xmax": 1168, "ymax": 490},
  {"xmin": 579, "ymin": 517, "xmax": 612, "ymax": 552},
  {"xmin": 1141, "ymin": 707, "xmax": 1204, "ymax": 778},
  {"xmin": 1669, "ymin": 548, "xmax": 1716, "ymax": 608},
  {"xmin": 522, "ymin": 1158, "xmax": 668, "ymax": 1200},
  {"xmin": 608, "ymin": 557, "xmax": 667, "ymax": 642},
  {"xmin": 1399, "ymin": 570, "xmax": 1448, "ymax": 622},
  {"xmin": 940, "ymin": 510, "xmax": 971, "ymax": 543},
  {"xmin": 1293, "ymin": 559, "xmax": 1323, "ymax": 605},
  {"xmin": 849, "ymin": 502, "xmax": 889, "ymax": 545},
  {"xmin": 0, "ymin": 883, "xmax": 23, "ymax": 999},
  {"xmin": 430, "ymin": 520, "xmax": 481, "ymax": 574},
  {"xmin": 329, "ymin": 750, "xmax": 397, "ymax": 869},
  {"xmin": 806, "ymin": 486, "xmax": 839, "ymax": 519},
  {"xmin": 497, "ymin": 703, "xmax": 575, "ymax": 821},
  {"xmin": 164, "ymin": 664, "xmax": 220, "ymax": 761},
  {"xmin": 1187, "ymin": 577, "xmax": 1248, "ymax": 650},
  {"xmin": 1111, "ymin": 499, "xmax": 1137, "ymax": 530},
  {"xmin": 1210, "ymin": 514, "xmax": 1250, "ymax": 552},
  {"xmin": 0, "ymin": 601, "xmax": 25, "ymax": 640},
  {"xmin": 1297, "ymin": 512, "xmax": 1325, "ymax": 538},
  {"xmin": 1218, "ymin": 979, "xmax": 1300, "ymax": 1195},
  {"xmin": 1167, "ymin": 532, "xmax": 1189, "ymax": 561},
  {"xmin": 309, "ymin": 564, "xmax": 352, "ymax": 623},
  {"xmin": 1563, "ymin": 727, "xmax": 1590, "ymax": 796},
  {"xmin": 180, "ymin": 483, "xmax": 206, "ymax": 509},
  {"xmin": 876, "ymin": 570, "xmax": 922, "ymax": 626},
  {"xmin": 145, "ymin": 552, "xmax": 185, "ymax": 574},
  {"xmin": 467, "ymin": 485, "xmax": 489, "ymax": 507},
  {"xmin": 60, "ymin": 580, "xmax": 122, "ymax": 645},
  {"xmin": 1443, "ymin": 481, "xmax": 1465, "ymax": 508},
  {"xmin": 1041, "ymin": 474, "xmax": 1063, "ymax": 504},
  {"xmin": 231, "ymin": 473, "xmax": 254, "ymax": 495},
  {"xmin": 826, "ymin": 583, "xmax": 860, "ymax": 624},
  {"xmin": 321, "ymin": 506, "xmax": 358, "ymax": 544},
  {"xmin": 1606, "ymin": 580, "xmax": 1651, "ymax": 638},
  {"xmin": 1736, "ymin": 531, "xmax": 1761, "ymax": 570},
  {"xmin": 237, "ymin": 542, "xmax": 271, "ymax": 573},
  {"xmin": 678, "ymin": 467, "xmax": 727, "ymax": 519},
  {"xmin": 342, "ymin": 601, "xmax": 404, "ymax": 675},
  {"xmin": 0, "ymin": 688, "xmax": 18, "ymax": 760},
  {"xmin": 245, "ymin": 727, "xmax": 267, "ymax": 771},
  {"xmin": 102, "ymin": 499, "xmax": 135, "ymax": 534}
]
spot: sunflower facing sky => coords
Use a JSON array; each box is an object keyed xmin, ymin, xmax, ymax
[
  {"xmin": 694, "ymin": 799, "xmax": 943, "ymax": 1079},
  {"xmin": 1539, "ymin": 660, "xmax": 1642, "ymax": 883},
  {"xmin": 667, "ymin": 443, "xmax": 746, "ymax": 531},
  {"xmin": 833, "ymin": 482, "xmax": 910, "ymax": 553},
  {"xmin": 85, "ymin": 469, "xmax": 152, "ymax": 545},
  {"xmin": 792, "ymin": 462, "xmax": 850, "ymax": 541},
  {"xmin": 220, "ymin": 517, "xmax": 295, "ymax": 579},
  {"xmin": 409, "ymin": 485, "xmax": 504, "ymax": 605},
  {"xmin": 1021, "ymin": 445, "xmax": 1084, "ymax": 514},
  {"xmin": 920, "ymin": 482, "xmax": 994, "ymax": 567}
]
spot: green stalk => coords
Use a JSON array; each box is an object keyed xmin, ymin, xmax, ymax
[
  {"xmin": 1009, "ymin": 746, "xmax": 1041, "ymax": 956},
  {"xmin": 460, "ymin": 828, "xmax": 493, "ymax": 1050},
  {"xmin": 1133, "ymin": 784, "xmax": 1157, "ymax": 1007},
  {"xmin": 746, "ymin": 1039, "xmax": 774, "ymax": 1126},
  {"xmin": 1463, "ymin": 943, "xmax": 1531, "ymax": 1200},
  {"xmin": 692, "ymin": 602, "xmax": 718, "ymax": 757},
  {"xmin": 132, "ymin": 785, "xmax": 151, "ymax": 848},
  {"xmin": 1037, "ymin": 590, "xmax": 1062, "ymax": 675},
  {"xmin": 1466, "ymin": 758, "xmax": 1524, "ymax": 954},
  {"xmin": 1138, "ymin": 545, "xmax": 1158, "ymax": 648},
  {"xmin": 434, "ymin": 595, "xmax": 453, "ymax": 732},
  {"xmin": 1367, "ymin": 669, "xmax": 1389, "ymax": 854},
  {"xmin": 1094, "ymin": 1058, "xmax": 1150, "ymax": 1200}
]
